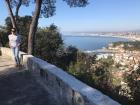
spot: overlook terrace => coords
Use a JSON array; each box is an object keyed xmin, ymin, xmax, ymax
[{"xmin": 0, "ymin": 47, "xmax": 120, "ymax": 105}]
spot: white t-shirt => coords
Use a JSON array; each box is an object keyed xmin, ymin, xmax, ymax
[{"xmin": 8, "ymin": 34, "xmax": 21, "ymax": 47}]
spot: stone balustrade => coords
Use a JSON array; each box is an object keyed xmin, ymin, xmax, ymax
[{"xmin": 0, "ymin": 47, "xmax": 121, "ymax": 105}]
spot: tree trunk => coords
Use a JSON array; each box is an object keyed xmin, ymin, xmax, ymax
[
  {"xmin": 4, "ymin": 0, "xmax": 17, "ymax": 29},
  {"xmin": 28, "ymin": 0, "xmax": 42, "ymax": 54},
  {"xmin": 0, "ymin": 36, "xmax": 3, "ymax": 47},
  {"xmin": 15, "ymin": 0, "xmax": 22, "ymax": 21},
  {"xmin": 0, "ymin": 35, "xmax": 2, "ymax": 55}
]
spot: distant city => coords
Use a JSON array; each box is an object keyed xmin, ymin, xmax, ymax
[{"xmin": 66, "ymin": 31, "xmax": 140, "ymax": 41}]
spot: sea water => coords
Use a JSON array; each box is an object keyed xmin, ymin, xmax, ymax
[{"xmin": 62, "ymin": 35, "xmax": 129, "ymax": 52}]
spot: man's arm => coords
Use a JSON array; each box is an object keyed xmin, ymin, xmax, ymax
[{"xmin": 17, "ymin": 35, "xmax": 22, "ymax": 47}]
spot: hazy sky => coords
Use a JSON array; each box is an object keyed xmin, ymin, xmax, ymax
[{"xmin": 0, "ymin": 0, "xmax": 140, "ymax": 33}]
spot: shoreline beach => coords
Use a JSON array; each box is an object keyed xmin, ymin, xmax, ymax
[{"xmin": 63, "ymin": 34, "xmax": 140, "ymax": 41}]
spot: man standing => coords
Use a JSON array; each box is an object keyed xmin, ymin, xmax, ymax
[{"xmin": 8, "ymin": 28, "xmax": 21, "ymax": 67}]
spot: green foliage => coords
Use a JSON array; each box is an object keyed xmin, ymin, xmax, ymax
[
  {"xmin": 124, "ymin": 66, "xmax": 140, "ymax": 105},
  {"xmin": 98, "ymin": 56, "xmax": 114, "ymax": 68},
  {"xmin": 41, "ymin": 0, "xmax": 56, "ymax": 18},
  {"xmin": 68, "ymin": 52, "xmax": 95, "ymax": 74},
  {"xmin": 0, "ymin": 17, "xmax": 13, "ymax": 47},
  {"xmin": 34, "ymin": 24, "xmax": 63, "ymax": 63},
  {"xmin": 92, "ymin": 58, "xmax": 113, "ymax": 88},
  {"xmin": 10, "ymin": 0, "xmax": 30, "ymax": 8},
  {"xmin": 68, "ymin": 52, "xmax": 95, "ymax": 86},
  {"xmin": 34, "ymin": 27, "xmax": 80, "ymax": 70},
  {"xmin": 66, "ymin": 45, "xmax": 78, "ymax": 62},
  {"xmin": 112, "ymin": 41, "xmax": 124, "ymax": 47},
  {"xmin": 68, "ymin": 52, "xmax": 113, "ymax": 88},
  {"xmin": 17, "ymin": 16, "xmax": 32, "ymax": 52},
  {"xmin": 113, "ymin": 41, "xmax": 140, "ymax": 51},
  {"xmin": 52, "ymin": 45, "xmax": 79, "ymax": 70},
  {"xmin": 63, "ymin": 0, "xmax": 89, "ymax": 7},
  {"xmin": 41, "ymin": 0, "xmax": 89, "ymax": 18},
  {"xmin": 5, "ymin": 17, "xmax": 13, "ymax": 33},
  {"xmin": 68, "ymin": 54, "xmax": 122, "ymax": 103},
  {"xmin": 0, "ymin": 26, "xmax": 9, "ymax": 47}
]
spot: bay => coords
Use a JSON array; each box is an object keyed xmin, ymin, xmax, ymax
[{"xmin": 62, "ymin": 35, "xmax": 129, "ymax": 51}]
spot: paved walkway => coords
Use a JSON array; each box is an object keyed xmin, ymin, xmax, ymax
[{"xmin": 0, "ymin": 55, "xmax": 56, "ymax": 105}]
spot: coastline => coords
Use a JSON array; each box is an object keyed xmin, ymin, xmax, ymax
[
  {"xmin": 84, "ymin": 48, "xmax": 117, "ymax": 54},
  {"xmin": 96, "ymin": 34, "xmax": 140, "ymax": 41},
  {"xmin": 63, "ymin": 34, "xmax": 140, "ymax": 41},
  {"xmin": 63, "ymin": 34, "xmax": 140, "ymax": 54}
]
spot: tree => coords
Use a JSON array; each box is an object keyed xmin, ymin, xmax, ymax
[
  {"xmin": 4, "ymin": 0, "xmax": 29, "ymax": 30},
  {"xmin": 0, "ymin": 34, "xmax": 3, "ymax": 47},
  {"xmin": 4, "ymin": 0, "xmax": 89, "ymax": 54},
  {"xmin": 28, "ymin": 0, "xmax": 42, "ymax": 54},
  {"xmin": 124, "ymin": 65, "xmax": 140, "ymax": 105},
  {"xmin": 0, "ymin": 25, "xmax": 9, "ymax": 47},
  {"xmin": 17, "ymin": 16, "xmax": 32, "ymax": 52},
  {"xmin": 34, "ymin": 24, "xmax": 63, "ymax": 62},
  {"xmin": 4, "ymin": 0, "xmax": 17, "ymax": 29},
  {"xmin": 28, "ymin": 0, "xmax": 89, "ymax": 54}
]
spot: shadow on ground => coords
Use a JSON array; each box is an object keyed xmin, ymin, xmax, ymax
[{"xmin": 0, "ymin": 68, "xmax": 56, "ymax": 105}]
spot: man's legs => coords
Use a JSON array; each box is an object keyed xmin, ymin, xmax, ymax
[
  {"xmin": 11, "ymin": 47, "xmax": 17, "ymax": 66},
  {"xmin": 15, "ymin": 47, "xmax": 20, "ymax": 65},
  {"xmin": 11, "ymin": 47, "xmax": 20, "ymax": 66}
]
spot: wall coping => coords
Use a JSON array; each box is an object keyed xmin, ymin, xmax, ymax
[{"xmin": 0, "ymin": 47, "xmax": 120, "ymax": 105}]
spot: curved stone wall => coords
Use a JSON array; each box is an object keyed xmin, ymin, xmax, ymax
[{"xmin": 0, "ymin": 47, "xmax": 120, "ymax": 105}]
